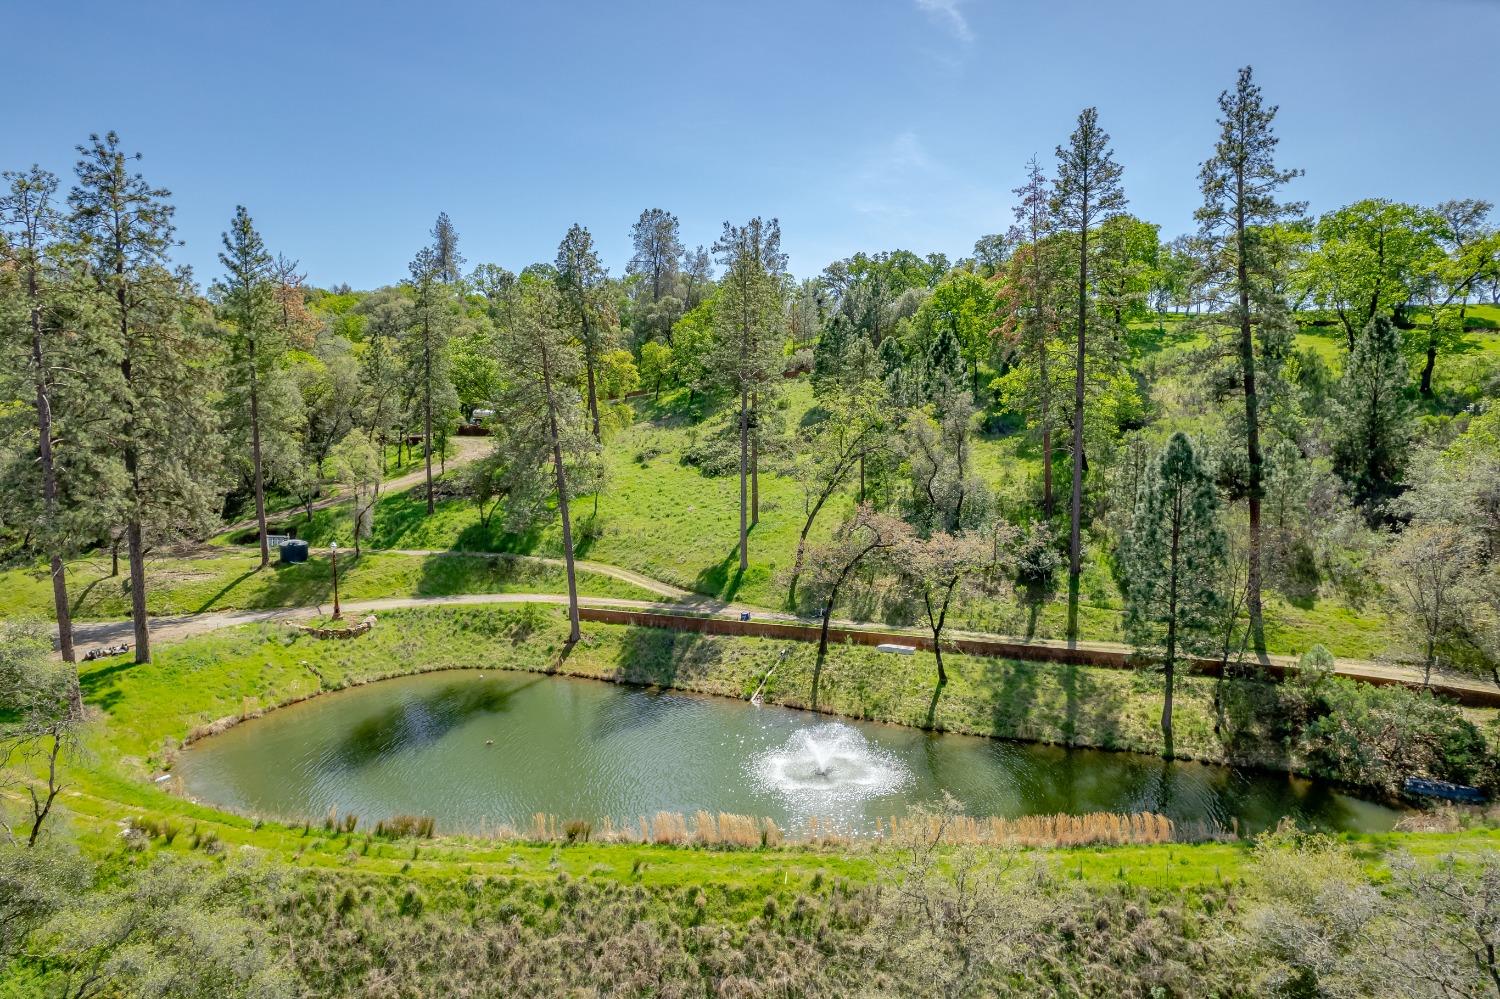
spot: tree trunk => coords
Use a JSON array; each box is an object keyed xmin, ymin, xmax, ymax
[
  {"xmin": 927, "ymin": 576, "xmax": 958, "ymax": 686},
  {"xmin": 249, "ymin": 366, "xmax": 269, "ymax": 568},
  {"xmin": 120, "ymin": 327, "xmax": 152, "ymax": 664},
  {"xmin": 51, "ymin": 556, "xmax": 80, "ymax": 712},
  {"xmin": 1069, "ymin": 224, "xmax": 1088, "ymax": 598},
  {"xmin": 585, "ymin": 351, "xmax": 601, "ymax": 442},
  {"xmin": 1162, "ymin": 509, "xmax": 1181, "ymax": 761},
  {"xmin": 1041, "ymin": 351, "xmax": 1053, "ymax": 519},
  {"xmin": 423, "ymin": 323, "xmax": 435, "ymax": 515},
  {"xmin": 787, "ymin": 485, "xmax": 836, "ymax": 606},
  {"xmin": 26, "ymin": 732, "xmax": 63, "ymax": 848},
  {"xmin": 1236, "ymin": 174, "xmax": 1267, "ymax": 658},
  {"xmin": 750, "ymin": 392, "xmax": 760, "ymax": 526},
  {"xmin": 738, "ymin": 389, "xmax": 749, "ymax": 573},
  {"xmin": 1420, "ymin": 333, "xmax": 1437, "ymax": 395},
  {"xmin": 544, "ymin": 363, "xmax": 582, "ymax": 644},
  {"xmin": 126, "ymin": 515, "xmax": 150, "ymax": 664},
  {"xmin": 27, "ymin": 264, "xmax": 77, "ymax": 676}
]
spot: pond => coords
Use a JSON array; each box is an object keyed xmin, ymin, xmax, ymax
[{"xmin": 175, "ymin": 669, "xmax": 1402, "ymax": 836}]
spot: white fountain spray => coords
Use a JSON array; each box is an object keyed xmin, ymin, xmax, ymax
[{"xmin": 749, "ymin": 722, "xmax": 911, "ymax": 809}]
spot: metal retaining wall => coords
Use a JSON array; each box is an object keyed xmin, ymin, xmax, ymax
[{"xmin": 577, "ymin": 606, "xmax": 1500, "ymax": 708}]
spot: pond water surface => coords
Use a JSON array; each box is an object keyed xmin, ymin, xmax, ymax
[{"xmin": 175, "ymin": 669, "xmax": 1402, "ymax": 835}]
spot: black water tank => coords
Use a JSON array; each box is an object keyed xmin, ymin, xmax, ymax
[{"xmin": 279, "ymin": 539, "xmax": 310, "ymax": 564}]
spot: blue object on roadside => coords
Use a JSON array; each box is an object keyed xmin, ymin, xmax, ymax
[
  {"xmin": 279, "ymin": 539, "xmax": 310, "ymax": 564},
  {"xmin": 1403, "ymin": 776, "xmax": 1487, "ymax": 803},
  {"xmin": 739, "ymin": 611, "xmax": 751, "ymax": 622}
]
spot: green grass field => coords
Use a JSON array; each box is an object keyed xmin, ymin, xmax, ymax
[{"xmin": 200, "ymin": 375, "xmax": 1398, "ymax": 658}]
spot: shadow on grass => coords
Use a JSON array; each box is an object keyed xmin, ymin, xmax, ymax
[
  {"xmin": 970, "ymin": 656, "xmax": 1125, "ymax": 752},
  {"xmin": 694, "ymin": 544, "xmax": 748, "ymax": 602},
  {"xmin": 69, "ymin": 574, "xmax": 111, "ymax": 617},
  {"xmin": 193, "ymin": 567, "xmax": 262, "ymax": 613},
  {"xmin": 924, "ymin": 677, "xmax": 945, "ymax": 729},
  {"xmin": 1066, "ymin": 574, "xmax": 1080, "ymax": 645},
  {"xmin": 79, "ymin": 657, "xmax": 140, "ymax": 713},
  {"xmin": 607, "ymin": 626, "xmax": 726, "ymax": 694},
  {"xmin": 633, "ymin": 385, "xmax": 722, "ymax": 428},
  {"xmin": 457, "ymin": 518, "xmax": 544, "ymax": 557}
]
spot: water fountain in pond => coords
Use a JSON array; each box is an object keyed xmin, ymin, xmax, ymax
[{"xmin": 749, "ymin": 723, "xmax": 911, "ymax": 808}]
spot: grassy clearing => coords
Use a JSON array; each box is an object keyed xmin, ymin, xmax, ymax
[
  {"xmin": 212, "ymin": 377, "xmax": 1396, "ymax": 658},
  {"xmin": 0, "ymin": 550, "xmax": 659, "ymax": 621}
]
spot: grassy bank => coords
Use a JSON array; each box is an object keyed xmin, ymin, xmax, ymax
[
  {"xmin": 0, "ymin": 550, "xmax": 660, "ymax": 621},
  {"xmin": 75, "ymin": 604, "xmax": 1496, "ymax": 805},
  {"xmin": 7, "ymin": 605, "xmax": 1498, "ymax": 997}
]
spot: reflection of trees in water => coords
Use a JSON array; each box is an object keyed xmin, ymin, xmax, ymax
[
  {"xmin": 588, "ymin": 686, "xmax": 696, "ymax": 743},
  {"xmin": 332, "ymin": 676, "xmax": 544, "ymax": 767},
  {"xmin": 1133, "ymin": 759, "xmax": 1180, "ymax": 817}
]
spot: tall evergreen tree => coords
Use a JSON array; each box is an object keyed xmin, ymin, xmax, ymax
[
  {"xmin": 213, "ymin": 206, "xmax": 281, "ymax": 567},
  {"xmin": 1332, "ymin": 315, "xmax": 1412, "ymax": 516},
  {"xmin": 1051, "ymin": 108, "xmax": 1126, "ymax": 625},
  {"xmin": 707, "ymin": 218, "xmax": 786, "ymax": 574},
  {"xmin": 1195, "ymin": 65, "xmax": 1305, "ymax": 657},
  {"xmin": 681, "ymin": 245, "xmax": 713, "ymax": 311},
  {"xmin": 1005, "ymin": 156, "xmax": 1063, "ymax": 518},
  {"xmin": 492, "ymin": 280, "xmax": 600, "ymax": 643},
  {"xmin": 0, "ymin": 167, "xmax": 84, "ymax": 672},
  {"xmin": 404, "ymin": 239, "xmax": 458, "ymax": 514},
  {"xmin": 69, "ymin": 132, "xmax": 222, "ymax": 664},
  {"xmin": 1121, "ymin": 432, "xmax": 1225, "ymax": 759},
  {"xmin": 554, "ymin": 224, "xmax": 614, "ymax": 442},
  {"xmin": 430, "ymin": 211, "xmax": 464, "ymax": 285},
  {"xmin": 627, "ymin": 208, "xmax": 684, "ymax": 303}
]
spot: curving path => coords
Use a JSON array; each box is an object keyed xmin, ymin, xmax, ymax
[
  {"xmin": 68, "ymin": 593, "xmax": 693, "ymax": 654},
  {"xmin": 380, "ymin": 549, "xmax": 696, "ymax": 602},
  {"xmin": 63, "ymin": 575, "xmax": 1500, "ymax": 708},
  {"xmin": 220, "ymin": 436, "xmax": 490, "ymax": 536}
]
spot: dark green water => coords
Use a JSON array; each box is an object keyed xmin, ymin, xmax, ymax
[{"xmin": 175, "ymin": 669, "xmax": 1402, "ymax": 835}]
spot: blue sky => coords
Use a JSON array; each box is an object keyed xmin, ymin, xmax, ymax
[{"xmin": 7, "ymin": 0, "xmax": 1498, "ymax": 289}]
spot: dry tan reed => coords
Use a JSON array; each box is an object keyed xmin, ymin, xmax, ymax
[
  {"xmin": 878, "ymin": 811, "xmax": 1178, "ymax": 847},
  {"xmin": 489, "ymin": 810, "xmax": 1194, "ymax": 848}
]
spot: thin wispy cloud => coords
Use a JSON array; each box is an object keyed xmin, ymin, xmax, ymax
[
  {"xmin": 914, "ymin": 0, "xmax": 973, "ymax": 43},
  {"xmin": 845, "ymin": 131, "xmax": 1006, "ymax": 239}
]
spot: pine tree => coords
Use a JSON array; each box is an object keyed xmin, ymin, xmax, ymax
[
  {"xmin": 69, "ymin": 132, "xmax": 222, "ymax": 664},
  {"xmin": 1195, "ymin": 65, "xmax": 1305, "ymax": 657},
  {"xmin": 627, "ymin": 208, "xmax": 683, "ymax": 303},
  {"xmin": 404, "ymin": 239, "xmax": 458, "ymax": 514},
  {"xmin": 1004, "ymin": 156, "xmax": 1064, "ymax": 518},
  {"xmin": 1121, "ymin": 432, "xmax": 1225, "ymax": 759},
  {"xmin": 811, "ymin": 312, "xmax": 850, "ymax": 391},
  {"xmin": 0, "ymin": 167, "xmax": 84, "ymax": 673},
  {"xmin": 923, "ymin": 321, "xmax": 966, "ymax": 401},
  {"xmin": 554, "ymin": 224, "xmax": 615, "ymax": 442},
  {"xmin": 1332, "ymin": 315, "xmax": 1412, "ymax": 516},
  {"xmin": 707, "ymin": 218, "xmax": 786, "ymax": 574},
  {"xmin": 213, "ymin": 206, "xmax": 282, "ymax": 567},
  {"xmin": 430, "ymin": 211, "xmax": 463, "ymax": 285},
  {"xmin": 1051, "ymin": 108, "xmax": 1126, "ymax": 629},
  {"xmin": 492, "ymin": 279, "xmax": 600, "ymax": 642}
]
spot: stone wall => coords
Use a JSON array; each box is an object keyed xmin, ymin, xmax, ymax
[{"xmin": 291, "ymin": 614, "xmax": 377, "ymax": 640}]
